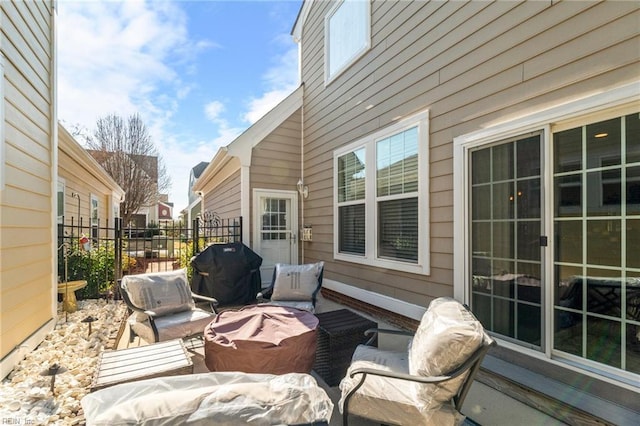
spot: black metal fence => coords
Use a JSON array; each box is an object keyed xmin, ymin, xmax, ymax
[{"xmin": 57, "ymin": 213, "xmax": 242, "ymax": 299}]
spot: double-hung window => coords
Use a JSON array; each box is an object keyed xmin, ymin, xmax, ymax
[
  {"xmin": 334, "ymin": 110, "xmax": 430, "ymax": 275},
  {"xmin": 325, "ymin": 0, "xmax": 371, "ymax": 84}
]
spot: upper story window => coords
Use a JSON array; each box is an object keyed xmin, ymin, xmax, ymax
[
  {"xmin": 334, "ymin": 109, "xmax": 430, "ymax": 275},
  {"xmin": 325, "ymin": 0, "xmax": 371, "ymax": 84}
]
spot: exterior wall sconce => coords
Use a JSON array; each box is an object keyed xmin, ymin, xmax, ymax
[
  {"xmin": 301, "ymin": 225, "xmax": 313, "ymax": 242},
  {"xmin": 297, "ymin": 179, "xmax": 309, "ymax": 199}
]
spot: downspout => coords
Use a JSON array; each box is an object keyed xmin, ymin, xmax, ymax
[
  {"xmin": 50, "ymin": 0, "xmax": 59, "ymax": 318},
  {"xmin": 300, "ymin": 100, "xmax": 305, "ymax": 263}
]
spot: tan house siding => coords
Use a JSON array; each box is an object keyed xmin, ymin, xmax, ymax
[
  {"xmin": 298, "ymin": 0, "xmax": 640, "ymax": 306},
  {"xmin": 249, "ymin": 110, "xmax": 301, "ymax": 247},
  {"xmin": 203, "ymin": 169, "xmax": 241, "ymax": 220},
  {"xmin": 0, "ymin": 0, "xmax": 55, "ymax": 375},
  {"xmin": 250, "ymin": 110, "xmax": 302, "ymax": 191},
  {"xmin": 58, "ymin": 125, "xmax": 124, "ymax": 234}
]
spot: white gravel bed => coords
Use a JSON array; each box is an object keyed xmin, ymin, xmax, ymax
[{"xmin": 0, "ymin": 299, "xmax": 126, "ymax": 425}]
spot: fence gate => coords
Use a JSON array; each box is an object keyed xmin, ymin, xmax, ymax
[{"xmin": 57, "ymin": 213, "xmax": 242, "ymax": 299}]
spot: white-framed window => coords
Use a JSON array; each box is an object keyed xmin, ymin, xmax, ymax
[
  {"xmin": 334, "ymin": 109, "xmax": 430, "ymax": 275},
  {"xmin": 57, "ymin": 179, "xmax": 66, "ymax": 224},
  {"xmin": 325, "ymin": 0, "xmax": 370, "ymax": 84},
  {"xmin": 90, "ymin": 194, "xmax": 99, "ymax": 239},
  {"xmin": 453, "ymin": 82, "xmax": 640, "ymax": 384}
]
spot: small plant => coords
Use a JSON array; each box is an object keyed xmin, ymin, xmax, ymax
[{"xmin": 59, "ymin": 241, "xmax": 118, "ymax": 299}]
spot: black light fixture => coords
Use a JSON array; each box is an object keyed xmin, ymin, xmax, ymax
[
  {"xmin": 40, "ymin": 363, "xmax": 67, "ymax": 395},
  {"xmin": 81, "ymin": 315, "xmax": 97, "ymax": 338}
]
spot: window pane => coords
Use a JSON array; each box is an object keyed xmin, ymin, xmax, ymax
[
  {"xmin": 626, "ymin": 113, "xmax": 640, "ymax": 163},
  {"xmin": 587, "ymin": 117, "xmax": 621, "ymax": 169},
  {"xmin": 327, "ymin": 0, "xmax": 368, "ymax": 78},
  {"xmin": 492, "ymin": 182, "xmax": 514, "ymax": 220},
  {"xmin": 587, "ymin": 169, "xmax": 621, "ymax": 216},
  {"xmin": 378, "ymin": 198, "xmax": 418, "ymax": 262},
  {"xmin": 518, "ymin": 303, "xmax": 541, "ymax": 345},
  {"xmin": 555, "ymin": 127, "xmax": 582, "ymax": 173},
  {"xmin": 555, "ymin": 220, "xmax": 582, "ymax": 264},
  {"xmin": 339, "ymin": 204, "xmax": 365, "ymax": 255},
  {"xmin": 587, "ymin": 317, "xmax": 621, "ymax": 368},
  {"xmin": 472, "ymin": 149, "xmax": 491, "ymax": 184},
  {"xmin": 377, "ymin": 127, "xmax": 418, "ymax": 197},
  {"xmin": 517, "ymin": 178, "xmax": 540, "ymax": 219},
  {"xmin": 492, "ymin": 143, "xmax": 513, "ymax": 181},
  {"xmin": 628, "ymin": 219, "xmax": 640, "ymax": 268},
  {"xmin": 517, "ymin": 136, "xmax": 541, "ymax": 178},
  {"xmin": 586, "ymin": 219, "xmax": 621, "ymax": 267},
  {"xmin": 555, "ymin": 174, "xmax": 582, "ymax": 217},
  {"xmin": 628, "ymin": 166, "xmax": 640, "ymax": 214},
  {"xmin": 338, "ymin": 149, "xmax": 365, "ymax": 202}
]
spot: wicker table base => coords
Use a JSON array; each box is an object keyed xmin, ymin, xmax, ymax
[
  {"xmin": 313, "ymin": 309, "xmax": 377, "ymax": 387},
  {"xmin": 91, "ymin": 339, "xmax": 193, "ymax": 391}
]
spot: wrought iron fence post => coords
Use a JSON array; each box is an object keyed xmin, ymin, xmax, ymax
[
  {"xmin": 193, "ymin": 218, "xmax": 200, "ymax": 254},
  {"xmin": 115, "ymin": 217, "xmax": 123, "ymax": 280}
]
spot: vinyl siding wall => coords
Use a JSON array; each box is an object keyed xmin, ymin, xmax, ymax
[
  {"xmin": 203, "ymin": 169, "xmax": 241, "ymax": 220},
  {"xmin": 0, "ymin": 1, "xmax": 55, "ymax": 366},
  {"xmin": 299, "ymin": 0, "xmax": 640, "ymax": 306},
  {"xmin": 250, "ymin": 110, "xmax": 301, "ymax": 247},
  {"xmin": 58, "ymin": 127, "xmax": 121, "ymax": 230}
]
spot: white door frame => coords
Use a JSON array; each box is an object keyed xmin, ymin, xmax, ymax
[{"xmin": 252, "ymin": 189, "xmax": 299, "ymax": 283}]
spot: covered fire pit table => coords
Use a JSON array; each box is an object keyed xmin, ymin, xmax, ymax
[{"xmin": 204, "ymin": 305, "xmax": 319, "ymax": 375}]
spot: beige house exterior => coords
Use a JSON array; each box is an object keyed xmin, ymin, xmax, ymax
[
  {"xmin": 0, "ymin": 0, "xmax": 57, "ymax": 379},
  {"xmin": 193, "ymin": 85, "xmax": 303, "ymax": 283},
  {"xmin": 58, "ymin": 124, "xmax": 124, "ymax": 235},
  {"xmin": 292, "ymin": 0, "xmax": 639, "ymax": 422}
]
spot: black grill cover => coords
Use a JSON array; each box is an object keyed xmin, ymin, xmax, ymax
[{"xmin": 190, "ymin": 242, "xmax": 263, "ymax": 306}]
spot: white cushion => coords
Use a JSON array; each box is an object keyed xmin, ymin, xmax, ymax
[
  {"xmin": 339, "ymin": 345, "xmax": 463, "ymax": 425},
  {"xmin": 128, "ymin": 308, "xmax": 215, "ymax": 344},
  {"xmin": 271, "ymin": 262, "xmax": 324, "ymax": 302},
  {"xmin": 81, "ymin": 372, "xmax": 334, "ymax": 425},
  {"xmin": 121, "ymin": 269, "xmax": 194, "ymax": 322},
  {"xmin": 408, "ymin": 297, "xmax": 484, "ymax": 402}
]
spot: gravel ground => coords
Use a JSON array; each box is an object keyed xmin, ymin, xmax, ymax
[{"xmin": 0, "ymin": 300, "xmax": 126, "ymax": 425}]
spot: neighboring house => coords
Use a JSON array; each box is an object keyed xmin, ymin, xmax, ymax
[
  {"xmin": 87, "ymin": 150, "xmax": 170, "ymax": 226},
  {"xmin": 193, "ymin": 85, "xmax": 303, "ymax": 283},
  {"xmin": 0, "ymin": 1, "xmax": 57, "ymax": 379},
  {"xmin": 182, "ymin": 161, "xmax": 208, "ymax": 226},
  {"xmin": 291, "ymin": 0, "xmax": 639, "ymax": 422},
  {"xmin": 58, "ymin": 124, "xmax": 124, "ymax": 239}
]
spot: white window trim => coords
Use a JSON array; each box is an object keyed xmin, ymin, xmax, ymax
[
  {"xmin": 90, "ymin": 193, "xmax": 99, "ymax": 226},
  {"xmin": 57, "ymin": 178, "xmax": 66, "ymax": 224},
  {"xmin": 324, "ymin": 0, "xmax": 371, "ymax": 85},
  {"xmin": 453, "ymin": 81, "xmax": 640, "ymax": 383},
  {"xmin": 333, "ymin": 109, "xmax": 430, "ymax": 275}
]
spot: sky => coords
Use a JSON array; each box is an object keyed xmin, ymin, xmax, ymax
[{"xmin": 57, "ymin": 0, "xmax": 303, "ymax": 216}]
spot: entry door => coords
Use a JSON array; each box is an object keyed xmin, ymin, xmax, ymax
[
  {"xmin": 469, "ymin": 133, "xmax": 544, "ymax": 348},
  {"xmin": 253, "ymin": 190, "xmax": 298, "ymax": 286}
]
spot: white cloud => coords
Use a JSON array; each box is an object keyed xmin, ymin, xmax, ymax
[
  {"xmin": 205, "ymin": 101, "xmax": 225, "ymax": 122},
  {"xmin": 243, "ymin": 46, "xmax": 299, "ymax": 124},
  {"xmin": 57, "ymin": 0, "xmax": 214, "ymax": 213}
]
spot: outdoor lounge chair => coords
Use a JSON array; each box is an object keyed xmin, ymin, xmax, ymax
[
  {"xmin": 256, "ymin": 261, "xmax": 324, "ymax": 313},
  {"xmin": 339, "ymin": 297, "xmax": 496, "ymax": 426},
  {"xmin": 120, "ymin": 269, "xmax": 219, "ymax": 343}
]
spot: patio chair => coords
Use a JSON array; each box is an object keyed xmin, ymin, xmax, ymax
[
  {"xmin": 339, "ymin": 297, "xmax": 496, "ymax": 426},
  {"xmin": 120, "ymin": 269, "xmax": 219, "ymax": 344},
  {"xmin": 256, "ymin": 261, "xmax": 324, "ymax": 313}
]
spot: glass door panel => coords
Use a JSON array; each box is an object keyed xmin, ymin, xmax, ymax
[
  {"xmin": 470, "ymin": 134, "xmax": 543, "ymax": 348},
  {"xmin": 553, "ymin": 112, "xmax": 640, "ymax": 375}
]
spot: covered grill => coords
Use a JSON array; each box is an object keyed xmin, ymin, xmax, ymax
[{"xmin": 190, "ymin": 242, "xmax": 262, "ymax": 306}]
